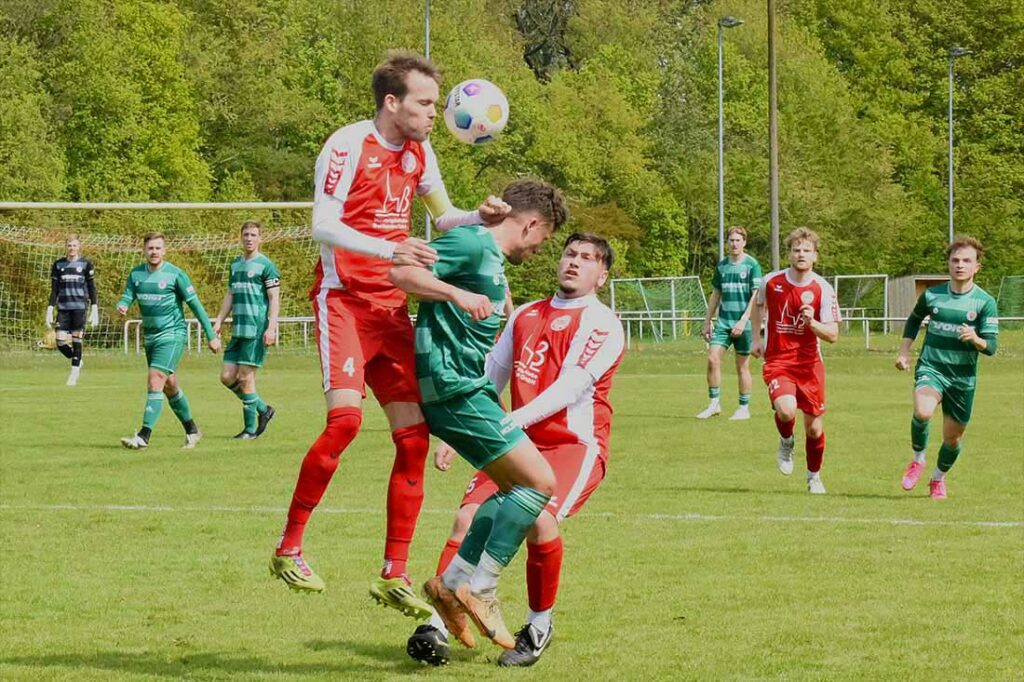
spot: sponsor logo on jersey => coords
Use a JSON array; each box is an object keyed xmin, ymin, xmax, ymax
[
  {"xmin": 966, "ymin": 310, "xmax": 977, "ymax": 321},
  {"xmin": 247, "ymin": 270, "xmax": 256, "ymax": 278},
  {"xmin": 401, "ymin": 150, "xmax": 417, "ymax": 174},
  {"xmin": 740, "ymin": 271, "xmax": 747, "ymax": 279},
  {"xmin": 550, "ymin": 315, "xmax": 572, "ymax": 332},
  {"xmin": 929, "ymin": 320, "xmax": 963, "ymax": 333},
  {"xmin": 367, "ymin": 155, "xmax": 381, "ymax": 169},
  {"xmin": 775, "ymin": 302, "xmax": 806, "ymax": 334},
  {"xmin": 158, "ymin": 280, "xmax": 167, "ymax": 290},
  {"xmin": 800, "ymin": 290, "xmax": 815, "ymax": 305},
  {"xmin": 323, "ymin": 148, "xmax": 348, "ymax": 195},
  {"xmin": 373, "ymin": 171, "xmax": 413, "ymax": 229},
  {"xmin": 773, "ymin": 284, "xmax": 784, "ymax": 292}
]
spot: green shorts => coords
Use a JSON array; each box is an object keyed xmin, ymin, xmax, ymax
[
  {"xmin": 710, "ymin": 324, "xmax": 752, "ymax": 355},
  {"xmin": 224, "ymin": 336, "xmax": 266, "ymax": 368},
  {"xmin": 145, "ymin": 333, "xmax": 187, "ymax": 375},
  {"xmin": 915, "ymin": 365, "xmax": 975, "ymax": 425},
  {"xmin": 421, "ymin": 384, "xmax": 527, "ymax": 470}
]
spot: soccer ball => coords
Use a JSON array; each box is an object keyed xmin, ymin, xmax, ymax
[{"xmin": 443, "ymin": 79, "xmax": 509, "ymax": 145}]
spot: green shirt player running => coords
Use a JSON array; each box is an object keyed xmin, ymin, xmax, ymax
[
  {"xmin": 213, "ymin": 221, "xmax": 281, "ymax": 439},
  {"xmin": 390, "ymin": 179, "xmax": 568, "ymax": 651},
  {"xmin": 698, "ymin": 225, "xmax": 763, "ymax": 421},
  {"xmin": 896, "ymin": 237, "xmax": 999, "ymax": 500},
  {"xmin": 117, "ymin": 232, "xmax": 221, "ymax": 449}
]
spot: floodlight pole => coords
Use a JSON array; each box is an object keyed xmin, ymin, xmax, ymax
[
  {"xmin": 424, "ymin": 0, "xmax": 433, "ymax": 241},
  {"xmin": 717, "ymin": 17, "xmax": 743, "ymax": 261},
  {"xmin": 947, "ymin": 46, "xmax": 971, "ymax": 244},
  {"xmin": 767, "ymin": 0, "xmax": 780, "ymax": 270}
]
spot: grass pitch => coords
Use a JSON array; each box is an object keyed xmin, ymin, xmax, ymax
[{"xmin": 1, "ymin": 334, "xmax": 1022, "ymax": 680}]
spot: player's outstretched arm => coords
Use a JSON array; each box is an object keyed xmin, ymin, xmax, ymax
[
  {"xmin": 213, "ymin": 291, "xmax": 232, "ymax": 336},
  {"xmin": 115, "ymin": 274, "xmax": 135, "ymax": 315},
  {"xmin": 896, "ymin": 293, "xmax": 928, "ymax": 370},
  {"xmin": 389, "ymin": 266, "xmax": 493, "ymax": 321}
]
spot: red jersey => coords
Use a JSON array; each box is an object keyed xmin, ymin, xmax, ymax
[
  {"xmin": 491, "ymin": 294, "xmax": 624, "ymax": 460},
  {"xmin": 311, "ymin": 120, "xmax": 444, "ymax": 307},
  {"xmin": 757, "ymin": 269, "xmax": 840, "ymax": 366}
]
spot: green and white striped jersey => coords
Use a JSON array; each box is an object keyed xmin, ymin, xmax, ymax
[
  {"xmin": 228, "ymin": 254, "xmax": 281, "ymax": 339},
  {"xmin": 712, "ymin": 254, "xmax": 763, "ymax": 328},
  {"xmin": 907, "ymin": 283, "xmax": 999, "ymax": 387},
  {"xmin": 117, "ymin": 262, "xmax": 215, "ymax": 342}
]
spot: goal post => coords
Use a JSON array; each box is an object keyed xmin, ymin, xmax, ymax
[
  {"xmin": 609, "ymin": 276, "xmax": 707, "ymax": 343},
  {"xmin": 831, "ymin": 274, "xmax": 888, "ymax": 333}
]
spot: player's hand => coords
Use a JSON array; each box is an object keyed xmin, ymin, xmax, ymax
[
  {"xmin": 730, "ymin": 322, "xmax": 746, "ymax": 338},
  {"xmin": 392, "ymin": 238, "xmax": 438, "ymax": 268},
  {"xmin": 263, "ymin": 326, "xmax": 277, "ymax": 346},
  {"xmin": 895, "ymin": 354, "xmax": 911, "ymax": 371},
  {"xmin": 116, "ymin": 305, "xmax": 128, "ymax": 317},
  {"xmin": 798, "ymin": 304, "xmax": 815, "ymax": 326},
  {"xmin": 957, "ymin": 324, "xmax": 979, "ymax": 344},
  {"xmin": 478, "ymin": 195, "xmax": 511, "ymax": 225},
  {"xmin": 208, "ymin": 337, "xmax": 222, "ymax": 353},
  {"xmin": 45, "ymin": 305, "xmax": 54, "ymax": 328},
  {"xmin": 213, "ymin": 319, "xmax": 222, "ymax": 335},
  {"xmin": 434, "ymin": 442, "xmax": 457, "ymax": 471},
  {"xmin": 701, "ymin": 320, "xmax": 712, "ymax": 342},
  {"xmin": 88, "ymin": 305, "xmax": 99, "ymax": 328},
  {"xmin": 452, "ymin": 289, "xmax": 493, "ymax": 321},
  {"xmin": 751, "ymin": 339, "xmax": 764, "ymax": 359}
]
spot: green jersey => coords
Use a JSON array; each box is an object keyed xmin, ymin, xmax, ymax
[
  {"xmin": 228, "ymin": 253, "xmax": 281, "ymax": 339},
  {"xmin": 414, "ymin": 225, "xmax": 508, "ymax": 405},
  {"xmin": 712, "ymin": 254, "xmax": 762, "ymax": 328},
  {"xmin": 905, "ymin": 282, "xmax": 999, "ymax": 387},
  {"xmin": 117, "ymin": 261, "xmax": 216, "ymax": 342}
]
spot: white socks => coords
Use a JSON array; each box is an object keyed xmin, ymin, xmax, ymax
[
  {"xmin": 913, "ymin": 451, "xmax": 926, "ymax": 464},
  {"xmin": 468, "ymin": 552, "xmax": 504, "ymax": 595}
]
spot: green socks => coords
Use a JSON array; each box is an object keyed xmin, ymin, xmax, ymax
[
  {"xmin": 168, "ymin": 390, "xmax": 193, "ymax": 425},
  {"xmin": 739, "ymin": 393, "xmax": 750, "ymax": 406},
  {"xmin": 709, "ymin": 386, "xmax": 721, "ymax": 400},
  {"xmin": 937, "ymin": 442, "xmax": 962, "ymax": 473},
  {"xmin": 142, "ymin": 391, "xmax": 164, "ymax": 429},
  {"xmin": 483, "ymin": 485, "xmax": 551, "ymax": 567},
  {"xmin": 911, "ymin": 415, "xmax": 930, "ymax": 454},
  {"xmin": 242, "ymin": 393, "xmax": 260, "ymax": 433},
  {"xmin": 456, "ymin": 492, "xmax": 503, "ymax": 566}
]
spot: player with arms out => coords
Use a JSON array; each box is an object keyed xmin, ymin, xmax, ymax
[
  {"xmin": 751, "ymin": 228, "xmax": 840, "ymax": 494},
  {"xmin": 46, "ymin": 234, "xmax": 99, "ymax": 386},
  {"xmin": 390, "ymin": 179, "xmax": 568, "ymax": 650},
  {"xmin": 270, "ymin": 50, "xmax": 511, "ymax": 618},
  {"xmin": 895, "ymin": 237, "xmax": 998, "ymax": 500},
  {"xmin": 697, "ymin": 226, "xmax": 763, "ymax": 420},
  {"xmin": 117, "ymin": 233, "xmax": 221, "ymax": 449},
  {"xmin": 406, "ymin": 233, "xmax": 624, "ymax": 668},
  {"xmin": 213, "ymin": 221, "xmax": 281, "ymax": 440}
]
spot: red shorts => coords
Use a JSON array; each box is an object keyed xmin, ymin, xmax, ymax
[
  {"xmin": 763, "ymin": 360, "xmax": 827, "ymax": 416},
  {"xmin": 460, "ymin": 442, "xmax": 606, "ymax": 521},
  {"xmin": 312, "ymin": 288, "xmax": 420, "ymax": 405}
]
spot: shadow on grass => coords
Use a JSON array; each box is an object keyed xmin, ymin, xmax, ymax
[
  {"xmin": 1, "ymin": 642, "xmax": 428, "ymax": 678},
  {"xmin": 660, "ymin": 485, "xmax": 907, "ymax": 500}
]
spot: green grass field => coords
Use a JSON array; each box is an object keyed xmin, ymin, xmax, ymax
[{"xmin": 2, "ymin": 335, "xmax": 1022, "ymax": 680}]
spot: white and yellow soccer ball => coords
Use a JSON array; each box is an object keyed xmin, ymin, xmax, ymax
[{"xmin": 443, "ymin": 79, "xmax": 509, "ymax": 145}]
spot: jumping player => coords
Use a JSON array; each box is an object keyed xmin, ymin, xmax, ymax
[
  {"xmin": 213, "ymin": 221, "xmax": 281, "ymax": 440},
  {"xmin": 697, "ymin": 226, "xmax": 763, "ymax": 420},
  {"xmin": 390, "ymin": 179, "xmax": 568, "ymax": 650},
  {"xmin": 406, "ymin": 233, "xmax": 624, "ymax": 668},
  {"xmin": 751, "ymin": 228, "xmax": 840, "ymax": 494},
  {"xmin": 895, "ymin": 237, "xmax": 998, "ymax": 499},
  {"xmin": 46, "ymin": 234, "xmax": 99, "ymax": 386},
  {"xmin": 269, "ymin": 50, "xmax": 511, "ymax": 620},
  {"xmin": 116, "ymin": 233, "xmax": 221, "ymax": 449}
]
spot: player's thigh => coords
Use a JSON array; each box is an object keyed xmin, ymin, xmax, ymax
[
  {"xmin": 764, "ymin": 364, "xmax": 798, "ymax": 414},
  {"xmin": 482, "ymin": 438, "xmax": 556, "ymax": 495},
  {"xmin": 365, "ymin": 304, "xmax": 421, "ymax": 409},
  {"xmin": 794, "ymin": 363, "xmax": 827, "ymax": 417},
  {"xmin": 732, "ymin": 328, "xmax": 753, "ymax": 357},
  {"xmin": 543, "ymin": 443, "xmax": 606, "ymax": 522},
  {"xmin": 942, "ymin": 412, "xmax": 968, "ymax": 445},
  {"xmin": 708, "ymin": 328, "xmax": 732, "ymax": 357},
  {"xmin": 940, "ymin": 384, "xmax": 975, "ymax": 428},
  {"xmin": 460, "ymin": 471, "xmax": 499, "ymax": 514},
  {"xmin": 422, "ymin": 385, "xmax": 527, "ymax": 472},
  {"xmin": 224, "ymin": 336, "xmax": 265, "ymax": 370},
  {"xmin": 56, "ymin": 309, "xmax": 85, "ymax": 334},
  {"xmin": 146, "ymin": 334, "xmax": 185, "ymax": 376},
  {"xmin": 313, "ymin": 291, "xmax": 367, "ymax": 395},
  {"xmin": 146, "ymin": 367, "xmax": 169, "ymax": 392},
  {"xmin": 912, "ymin": 385, "xmax": 942, "ymax": 420}
]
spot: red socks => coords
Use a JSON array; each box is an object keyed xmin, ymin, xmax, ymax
[
  {"xmin": 806, "ymin": 433, "xmax": 826, "ymax": 473},
  {"xmin": 775, "ymin": 413, "xmax": 795, "ymax": 439},
  {"xmin": 277, "ymin": 407, "xmax": 362, "ymax": 555},
  {"xmin": 381, "ymin": 422, "xmax": 430, "ymax": 579},
  {"xmin": 526, "ymin": 537, "xmax": 564, "ymax": 613},
  {"xmin": 435, "ymin": 538, "xmax": 462, "ymax": 576}
]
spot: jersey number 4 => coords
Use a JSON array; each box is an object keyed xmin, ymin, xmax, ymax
[{"xmin": 343, "ymin": 357, "xmax": 356, "ymax": 377}]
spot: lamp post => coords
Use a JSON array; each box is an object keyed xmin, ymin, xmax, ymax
[
  {"xmin": 717, "ymin": 16, "xmax": 744, "ymax": 260},
  {"xmin": 424, "ymin": 0, "xmax": 433, "ymax": 241},
  {"xmin": 947, "ymin": 46, "xmax": 971, "ymax": 244}
]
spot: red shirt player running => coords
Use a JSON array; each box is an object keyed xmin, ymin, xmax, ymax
[
  {"xmin": 407, "ymin": 233, "xmax": 625, "ymax": 668},
  {"xmin": 270, "ymin": 51, "xmax": 510, "ymax": 618},
  {"xmin": 751, "ymin": 228, "xmax": 840, "ymax": 494}
]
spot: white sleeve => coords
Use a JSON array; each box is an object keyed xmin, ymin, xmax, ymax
[
  {"xmin": 818, "ymin": 279, "xmax": 841, "ymax": 323},
  {"xmin": 511, "ymin": 367, "xmax": 593, "ymax": 428},
  {"xmin": 310, "ymin": 130, "xmax": 395, "ymax": 260},
  {"xmin": 484, "ymin": 304, "xmax": 525, "ymax": 393},
  {"xmin": 417, "ymin": 140, "xmax": 482, "ymax": 232},
  {"xmin": 417, "ymin": 140, "xmax": 444, "ymax": 197}
]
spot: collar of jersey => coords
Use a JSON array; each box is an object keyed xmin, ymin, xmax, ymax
[
  {"xmin": 783, "ymin": 268, "xmax": 817, "ymax": 287},
  {"xmin": 370, "ymin": 122, "xmax": 406, "ymax": 152},
  {"xmin": 551, "ymin": 293, "xmax": 597, "ymax": 309}
]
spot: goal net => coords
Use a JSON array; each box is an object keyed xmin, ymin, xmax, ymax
[
  {"xmin": 609, "ymin": 276, "xmax": 707, "ymax": 342},
  {"xmin": 997, "ymin": 275, "xmax": 1024, "ymax": 330},
  {"xmin": 0, "ymin": 208, "xmax": 317, "ymax": 352}
]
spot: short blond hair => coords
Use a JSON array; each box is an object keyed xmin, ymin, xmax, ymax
[
  {"xmin": 726, "ymin": 225, "xmax": 747, "ymax": 240},
  {"xmin": 143, "ymin": 232, "xmax": 165, "ymax": 246},
  {"xmin": 785, "ymin": 227, "xmax": 819, "ymax": 251},
  {"xmin": 947, "ymin": 236, "xmax": 983, "ymax": 261}
]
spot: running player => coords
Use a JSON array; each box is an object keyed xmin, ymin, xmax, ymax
[
  {"xmin": 895, "ymin": 237, "xmax": 998, "ymax": 500},
  {"xmin": 751, "ymin": 228, "xmax": 840, "ymax": 494},
  {"xmin": 270, "ymin": 50, "xmax": 511, "ymax": 619},
  {"xmin": 117, "ymin": 233, "xmax": 221, "ymax": 449},
  {"xmin": 406, "ymin": 233, "xmax": 623, "ymax": 667},
  {"xmin": 697, "ymin": 226, "xmax": 763, "ymax": 420},
  {"xmin": 391, "ymin": 179, "xmax": 568, "ymax": 650},
  {"xmin": 213, "ymin": 221, "xmax": 281, "ymax": 440},
  {"xmin": 46, "ymin": 234, "xmax": 99, "ymax": 386}
]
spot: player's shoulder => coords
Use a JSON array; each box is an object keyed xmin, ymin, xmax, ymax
[
  {"xmin": 743, "ymin": 253, "xmax": 762, "ymax": 268},
  {"xmin": 971, "ymin": 284, "xmax": 996, "ymax": 302},
  {"xmin": 810, "ymin": 272, "xmax": 835, "ymax": 292},
  {"xmin": 320, "ymin": 120, "xmax": 375, "ymax": 153},
  {"xmin": 579, "ymin": 296, "xmax": 624, "ymax": 335},
  {"xmin": 762, "ymin": 269, "xmax": 788, "ymax": 287}
]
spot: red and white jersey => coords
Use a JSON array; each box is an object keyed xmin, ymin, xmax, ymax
[
  {"xmin": 312, "ymin": 120, "xmax": 444, "ymax": 307},
  {"xmin": 495, "ymin": 294, "xmax": 625, "ymax": 460},
  {"xmin": 757, "ymin": 269, "xmax": 840, "ymax": 366}
]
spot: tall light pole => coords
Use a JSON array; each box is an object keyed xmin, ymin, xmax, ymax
[
  {"xmin": 717, "ymin": 16, "xmax": 744, "ymax": 260},
  {"xmin": 947, "ymin": 46, "xmax": 971, "ymax": 244},
  {"xmin": 424, "ymin": 0, "xmax": 433, "ymax": 240},
  {"xmin": 767, "ymin": 0, "xmax": 780, "ymax": 270}
]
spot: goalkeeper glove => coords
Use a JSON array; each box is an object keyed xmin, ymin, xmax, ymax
[
  {"xmin": 45, "ymin": 306, "xmax": 55, "ymax": 328},
  {"xmin": 89, "ymin": 304, "xmax": 99, "ymax": 328}
]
